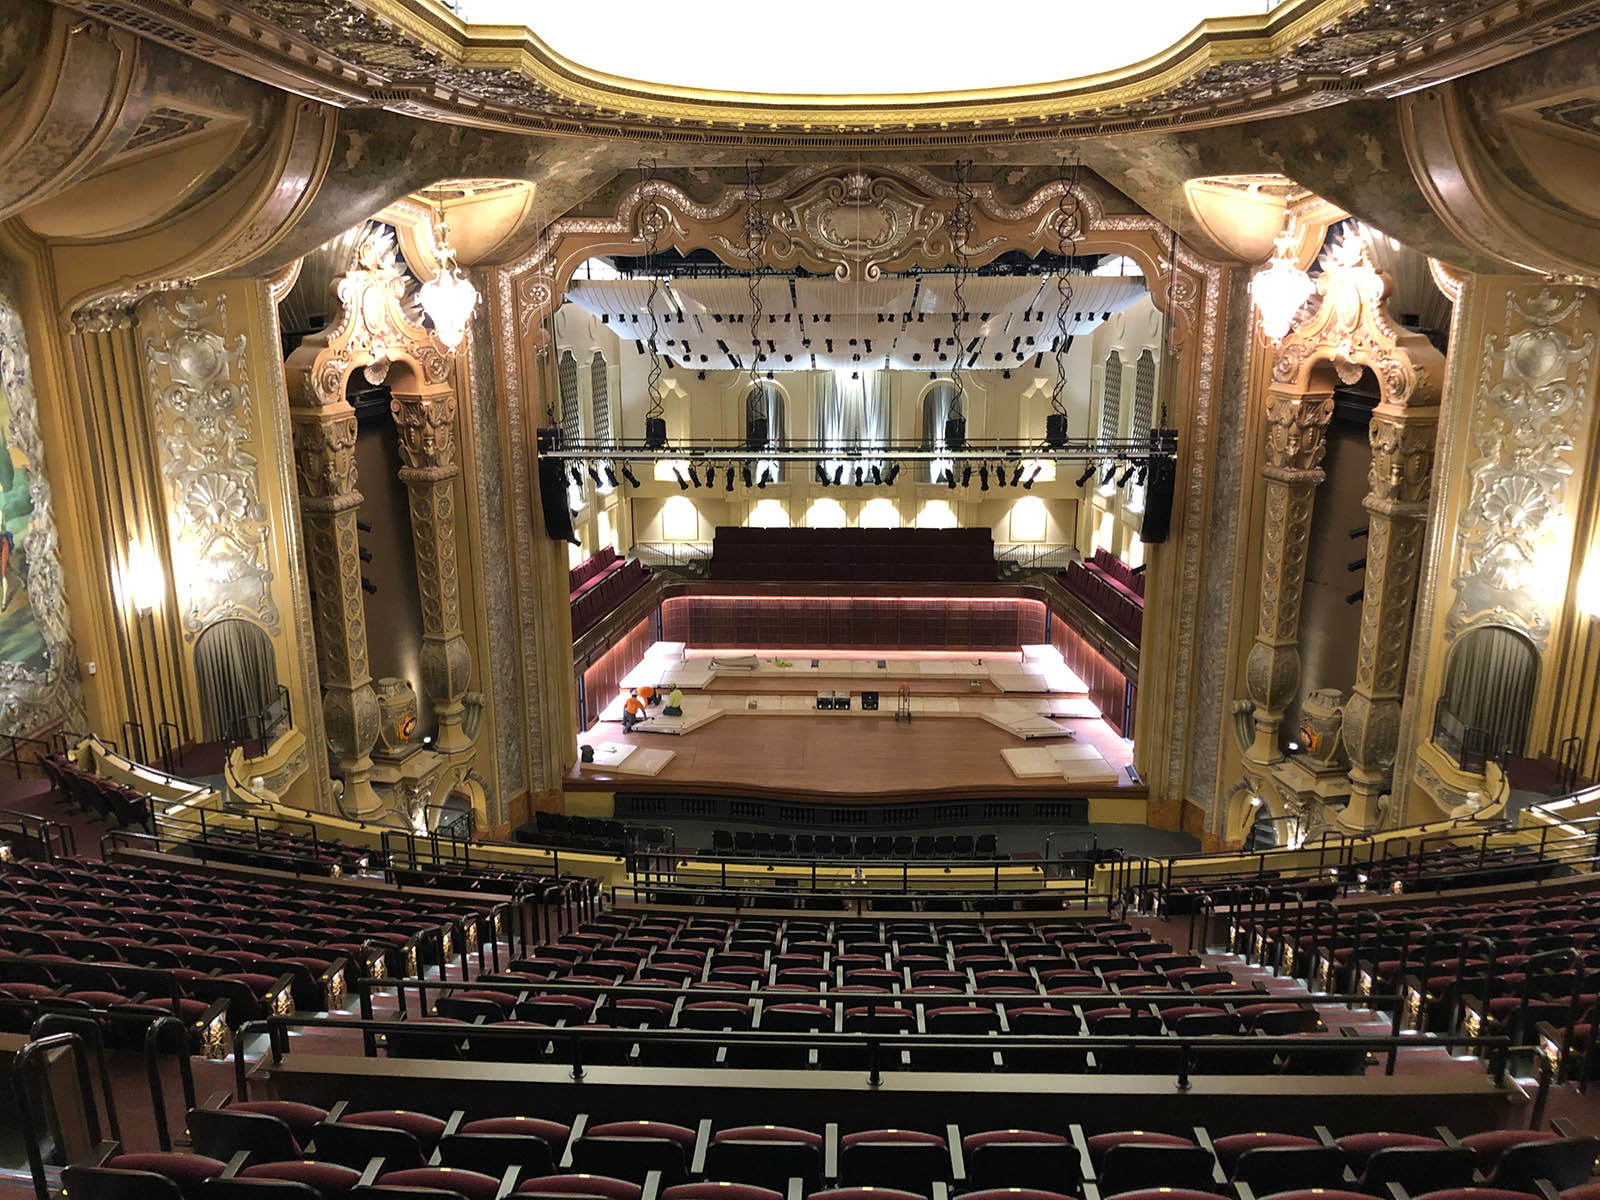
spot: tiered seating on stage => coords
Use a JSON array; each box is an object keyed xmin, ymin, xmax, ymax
[
  {"xmin": 66, "ymin": 1100, "xmax": 1600, "ymax": 1200},
  {"xmin": 571, "ymin": 547, "xmax": 651, "ymax": 639},
  {"xmin": 520, "ymin": 811, "xmax": 632, "ymax": 852},
  {"xmin": 0, "ymin": 855, "xmax": 507, "ymax": 1046},
  {"xmin": 39, "ymin": 751, "xmax": 152, "ymax": 829},
  {"xmin": 709, "ymin": 831, "xmax": 1001, "ymax": 860},
  {"xmin": 1062, "ymin": 550, "xmax": 1143, "ymax": 644},
  {"xmin": 709, "ymin": 528, "xmax": 996, "ymax": 583}
]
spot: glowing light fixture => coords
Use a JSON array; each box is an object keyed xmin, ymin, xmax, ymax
[
  {"xmin": 418, "ymin": 219, "xmax": 480, "ymax": 351},
  {"xmin": 127, "ymin": 541, "xmax": 164, "ymax": 613},
  {"xmin": 1252, "ymin": 230, "xmax": 1315, "ymax": 343}
]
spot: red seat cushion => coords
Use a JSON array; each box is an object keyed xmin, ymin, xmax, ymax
[
  {"xmin": 1336, "ymin": 1133, "xmax": 1445, "ymax": 1170},
  {"xmin": 229, "ymin": 1101, "xmax": 330, "ymax": 1143},
  {"xmin": 460, "ymin": 1116, "xmax": 571, "ymax": 1142},
  {"xmin": 242, "ymin": 1160, "xmax": 362, "ymax": 1194},
  {"xmin": 1086, "ymin": 1132, "xmax": 1193, "ymax": 1165},
  {"xmin": 518, "ymin": 1174, "xmax": 643, "ymax": 1200},
  {"xmin": 1460, "ymin": 1129, "xmax": 1560, "ymax": 1164},
  {"xmin": 1212, "ymin": 1133, "xmax": 1321, "ymax": 1171},
  {"xmin": 340, "ymin": 1109, "xmax": 448, "ymax": 1153},
  {"xmin": 663, "ymin": 1186, "xmax": 784, "ymax": 1200},
  {"xmin": 587, "ymin": 1120, "xmax": 697, "ymax": 1146},
  {"xmin": 108, "ymin": 1153, "xmax": 227, "ymax": 1191},
  {"xmin": 716, "ymin": 1126, "xmax": 824, "ymax": 1149},
  {"xmin": 381, "ymin": 1167, "xmax": 503, "ymax": 1199},
  {"xmin": 963, "ymin": 1130, "xmax": 1072, "ymax": 1153},
  {"xmin": 842, "ymin": 1129, "xmax": 947, "ymax": 1149}
]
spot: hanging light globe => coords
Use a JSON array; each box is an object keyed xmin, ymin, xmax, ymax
[
  {"xmin": 419, "ymin": 221, "xmax": 479, "ymax": 350},
  {"xmin": 1252, "ymin": 231, "xmax": 1315, "ymax": 343}
]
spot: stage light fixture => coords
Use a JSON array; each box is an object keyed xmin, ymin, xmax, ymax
[
  {"xmin": 834, "ymin": 464, "xmax": 845, "ymax": 485},
  {"xmin": 1024, "ymin": 467, "xmax": 1041, "ymax": 489},
  {"xmin": 1101, "ymin": 463, "xmax": 1116, "ymax": 486},
  {"xmin": 569, "ymin": 465, "xmax": 583, "ymax": 486},
  {"xmin": 605, "ymin": 465, "xmax": 619, "ymax": 488},
  {"xmin": 1117, "ymin": 463, "xmax": 1138, "ymax": 487},
  {"xmin": 816, "ymin": 463, "xmax": 828, "ymax": 485},
  {"xmin": 995, "ymin": 462, "xmax": 1008, "ymax": 488},
  {"xmin": 688, "ymin": 466, "xmax": 702, "ymax": 488},
  {"xmin": 1075, "ymin": 464, "xmax": 1095, "ymax": 487},
  {"xmin": 621, "ymin": 463, "xmax": 640, "ymax": 487},
  {"xmin": 871, "ymin": 465, "xmax": 882, "ymax": 485},
  {"xmin": 674, "ymin": 468, "xmax": 688, "ymax": 490},
  {"xmin": 961, "ymin": 465, "xmax": 972, "ymax": 487},
  {"xmin": 1136, "ymin": 466, "xmax": 1148, "ymax": 486},
  {"xmin": 743, "ymin": 464, "xmax": 754, "ymax": 487},
  {"xmin": 587, "ymin": 465, "xmax": 602, "ymax": 485},
  {"xmin": 885, "ymin": 463, "xmax": 900, "ymax": 485},
  {"xmin": 726, "ymin": 468, "xmax": 735, "ymax": 492},
  {"xmin": 1011, "ymin": 465, "xmax": 1024, "ymax": 486},
  {"xmin": 979, "ymin": 465, "xmax": 989, "ymax": 491},
  {"xmin": 758, "ymin": 469, "xmax": 771, "ymax": 488},
  {"xmin": 947, "ymin": 468, "xmax": 957, "ymax": 490}
]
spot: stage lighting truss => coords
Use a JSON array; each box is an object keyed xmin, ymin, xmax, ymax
[{"xmin": 539, "ymin": 431, "xmax": 1178, "ymax": 481}]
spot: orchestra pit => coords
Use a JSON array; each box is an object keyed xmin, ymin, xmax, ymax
[{"xmin": 4, "ymin": 1, "xmax": 1600, "ymax": 1197}]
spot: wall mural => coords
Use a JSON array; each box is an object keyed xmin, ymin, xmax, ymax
[{"xmin": 0, "ymin": 273, "xmax": 85, "ymax": 732}]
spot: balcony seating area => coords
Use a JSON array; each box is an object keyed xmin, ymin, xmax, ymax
[
  {"xmin": 709, "ymin": 831, "xmax": 1001, "ymax": 859},
  {"xmin": 520, "ymin": 811, "xmax": 632, "ymax": 853},
  {"xmin": 348, "ymin": 910, "xmax": 1382, "ymax": 1075},
  {"xmin": 1062, "ymin": 550, "xmax": 1143, "ymax": 644},
  {"xmin": 0, "ymin": 854, "xmax": 510, "ymax": 1045},
  {"xmin": 172, "ymin": 823, "xmax": 375, "ymax": 877},
  {"xmin": 572, "ymin": 548, "xmax": 651, "ymax": 639},
  {"xmin": 709, "ymin": 528, "xmax": 997, "ymax": 583},
  {"xmin": 39, "ymin": 751, "xmax": 153, "ymax": 830},
  {"xmin": 65, "ymin": 1101, "xmax": 1600, "ymax": 1200}
]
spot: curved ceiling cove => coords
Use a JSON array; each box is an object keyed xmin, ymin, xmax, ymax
[{"xmin": 447, "ymin": 0, "xmax": 1277, "ymax": 98}]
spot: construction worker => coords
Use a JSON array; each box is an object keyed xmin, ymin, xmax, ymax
[{"xmin": 622, "ymin": 689, "xmax": 646, "ymax": 732}]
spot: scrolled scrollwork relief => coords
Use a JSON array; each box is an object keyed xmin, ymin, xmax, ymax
[
  {"xmin": 1449, "ymin": 287, "xmax": 1593, "ymax": 648},
  {"xmin": 142, "ymin": 290, "xmax": 280, "ymax": 638}
]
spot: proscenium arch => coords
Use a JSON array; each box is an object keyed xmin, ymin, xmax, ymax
[{"xmin": 487, "ymin": 162, "xmax": 1228, "ymax": 807}]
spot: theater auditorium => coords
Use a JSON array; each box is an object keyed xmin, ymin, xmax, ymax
[{"xmin": 5, "ymin": 0, "xmax": 1600, "ymax": 1197}]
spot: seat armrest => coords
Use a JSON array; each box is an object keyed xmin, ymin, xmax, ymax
[
  {"xmin": 221, "ymin": 1150, "xmax": 250, "ymax": 1179},
  {"xmin": 642, "ymin": 1169, "xmax": 662, "ymax": 1200},
  {"xmin": 497, "ymin": 1164, "xmax": 521, "ymax": 1199},
  {"xmin": 947, "ymin": 1123, "xmax": 965, "ymax": 1183},
  {"xmin": 358, "ymin": 1157, "xmax": 384, "ymax": 1186},
  {"xmin": 824, "ymin": 1123, "xmax": 839, "ymax": 1183},
  {"xmin": 691, "ymin": 1117, "xmax": 712, "ymax": 1177}
]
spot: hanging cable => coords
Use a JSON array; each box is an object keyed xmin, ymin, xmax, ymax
[
  {"xmin": 947, "ymin": 159, "xmax": 974, "ymax": 423},
  {"xmin": 639, "ymin": 158, "xmax": 667, "ymax": 427},
  {"xmin": 1049, "ymin": 151, "xmax": 1083, "ymax": 424}
]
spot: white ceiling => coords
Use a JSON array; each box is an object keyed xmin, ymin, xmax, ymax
[
  {"xmin": 449, "ymin": 1, "xmax": 1279, "ymax": 97},
  {"xmin": 562, "ymin": 274, "xmax": 1148, "ymax": 373}
]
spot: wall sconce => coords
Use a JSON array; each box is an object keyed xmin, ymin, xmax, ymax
[
  {"xmin": 1252, "ymin": 230, "xmax": 1315, "ymax": 343},
  {"xmin": 126, "ymin": 541, "xmax": 164, "ymax": 614}
]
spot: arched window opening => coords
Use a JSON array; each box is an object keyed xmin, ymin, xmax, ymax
[
  {"xmin": 746, "ymin": 381, "xmax": 785, "ymax": 482},
  {"xmin": 1438, "ymin": 626, "xmax": 1539, "ymax": 766},
  {"xmin": 558, "ymin": 350, "xmax": 584, "ymax": 509},
  {"xmin": 589, "ymin": 352, "xmax": 611, "ymax": 440},
  {"xmin": 1100, "ymin": 352, "xmax": 1123, "ymax": 441},
  {"xmin": 194, "ymin": 619, "xmax": 282, "ymax": 745},
  {"xmin": 921, "ymin": 382, "xmax": 958, "ymax": 482}
]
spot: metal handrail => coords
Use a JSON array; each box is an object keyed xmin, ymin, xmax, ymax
[{"xmin": 12, "ymin": 1032, "xmax": 100, "ymax": 1200}]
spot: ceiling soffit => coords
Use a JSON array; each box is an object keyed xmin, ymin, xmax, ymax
[{"xmin": 57, "ymin": 0, "xmax": 1600, "ymax": 146}]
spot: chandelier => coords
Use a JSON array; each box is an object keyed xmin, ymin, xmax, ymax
[
  {"xmin": 1251, "ymin": 229, "xmax": 1315, "ymax": 343},
  {"xmin": 418, "ymin": 218, "xmax": 479, "ymax": 351}
]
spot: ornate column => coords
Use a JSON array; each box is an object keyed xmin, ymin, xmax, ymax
[
  {"xmin": 389, "ymin": 381, "xmax": 473, "ymax": 752},
  {"xmin": 287, "ymin": 394, "xmax": 381, "ymax": 816},
  {"xmin": 1243, "ymin": 384, "xmax": 1334, "ymax": 762},
  {"xmin": 1341, "ymin": 414, "xmax": 1435, "ymax": 825}
]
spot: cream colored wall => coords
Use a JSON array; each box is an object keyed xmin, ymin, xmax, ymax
[{"xmin": 1084, "ymin": 295, "xmax": 1165, "ymax": 561}]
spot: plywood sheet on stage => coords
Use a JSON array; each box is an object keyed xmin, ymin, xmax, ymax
[
  {"xmin": 620, "ymin": 656, "xmax": 714, "ymax": 690},
  {"xmin": 1002, "ymin": 747, "xmax": 1066, "ymax": 778},
  {"xmin": 634, "ymin": 701, "xmax": 723, "ymax": 736},
  {"xmin": 1060, "ymin": 752, "xmax": 1121, "ymax": 784},
  {"xmin": 575, "ymin": 742, "xmax": 677, "ymax": 776}
]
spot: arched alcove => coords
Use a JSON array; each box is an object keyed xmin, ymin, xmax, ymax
[
  {"xmin": 194, "ymin": 618, "xmax": 281, "ymax": 743},
  {"xmin": 1440, "ymin": 626, "xmax": 1539, "ymax": 760}
]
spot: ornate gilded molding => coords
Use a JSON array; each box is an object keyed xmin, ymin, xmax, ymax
[
  {"xmin": 1448, "ymin": 287, "xmax": 1594, "ymax": 647},
  {"xmin": 142, "ymin": 290, "xmax": 280, "ymax": 639},
  {"xmin": 61, "ymin": 0, "xmax": 1600, "ymax": 144},
  {"xmin": 0, "ymin": 279, "xmax": 87, "ymax": 733}
]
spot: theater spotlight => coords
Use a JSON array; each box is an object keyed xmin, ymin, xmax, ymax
[
  {"xmin": 947, "ymin": 468, "xmax": 958, "ymax": 490},
  {"xmin": 854, "ymin": 466, "xmax": 864, "ymax": 486},
  {"xmin": 1024, "ymin": 467, "xmax": 1042, "ymax": 489},
  {"xmin": 1117, "ymin": 463, "xmax": 1138, "ymax": 487},
  {"xmin": 688, "ymin": 465, "xmax": 702, "ymax": 488},
  {"xmin": 961, "ymin": 465, "xmax": 973, "ymax": 487},
  {"xmin": 674, "ymin": 468, "xmax": 688, "ymax": 490},
  {"xmin": 871, "ymin": 465, "xmax": 882, "ymax": 486},
  {"xmin": 743, "ymin": 464, "xmax": 754, "ymax": 488},
  {"xmin": 1135, "ymin": 465, "xmax": 1148, "ymax": 486},
  {"xmin": 758, "ymin": 469, "xmax": 771, "ymax": 488},
  {"xmin": 726, "ymin": 468, "xmax": 735, "ymax": 492},
  {"xmin": 1101, "ymin": 463, "xmax": 1116, "ymax": 486},
  {"xmin": 979, "ymin": 465, "xmax": 990, "ymax": 491},
  {"xmin": 834, "ymin": 464, "xmax": 845, "ymax": 485},
  {"xmin": 621, "ymin": 463, "xmax": 640, "ymax": 487},
  {"xmin": 1011, "ymin": 465, "xmax": 1024, "ymax": 487},
  {"xmin": 569, "ymin": 465, "xmax": 583, "ymax": 486},
  {"xmin": 885, "ymin": 463, "xmax": 900, "ymax": 485},
  {"xmin": 587, "ymin": 465, "xmax": 602, "ymax": 485},
  {"xmin": 605, "ymin": 464, "xmax": 619, "ymax": 488},
  {"xmin": 1075, "ymin": 464, "xmax": 1096, "ymax": 487},
  {"xmin": 816, "ymin": 463, "xmax": 828, "ymax": 485}
]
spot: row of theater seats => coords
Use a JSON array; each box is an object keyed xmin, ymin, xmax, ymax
[
  {"xmin": 358, "ymin": 911, "xmax": 1364, "ymax": 1074},
  {"xmin": 39, "ymin": 752, "xmax": 152, "ymax": 829},
  {"xmin": 1061, "ymin": 553, "xmax": 1143, "ymax": 645},
  {"xmin": 1152, "ymin": 842, "xmax": 1557, "ymax": 916},
  {"xmin": 709, "ymin": 831, "xmax": 1001, "ymax": 860},
  {"xmin": 571, "ymin": 548, "xmax": 650, "ymax": 639},
  {"xmin": 708, "ymin": 527, "xmax": 997, "ymax": 583},
  {"xmin": 174, "ymin": 825, "xmax": 375, "ymax": 878},
  {"xmin": 1231, "ymin": 883, "xmax": 1600, "ymax": 1059},
  {"xmin": 67, "ymin": 1101, "xmax": 1600, "ymax": 1200},
  {"xmin": 521, "ymin": 811, "xmax": 634, "ymax": 852},
  {"xmin": 0, "ymin": 856, "xmax": 506, "ymax": 1047}
]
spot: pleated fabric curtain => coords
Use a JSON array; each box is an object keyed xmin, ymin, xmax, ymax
[
  {"xmin": 747, "ymin": 381, "xmax": 785, "ymax": 481},
  {"xmin": 816, "ymin": 369, "xmax": 892, "ymax": 475},
  {"xmin": 921, "ymin": 382, "xmax": 956, "ymax": 481},
  {"xmin": 194, "ymin": 618, "xmax": 281, "ymax": 743},
  {"xmin": 1442, "ymin": 626, "xmax": 1539, "ymax": 756}
]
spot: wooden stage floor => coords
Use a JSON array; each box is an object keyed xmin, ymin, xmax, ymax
[{"xmin": 568, "ymin": 711, "xmax": 1138, "ymax": 803}]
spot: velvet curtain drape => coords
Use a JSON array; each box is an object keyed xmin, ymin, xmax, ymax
[
  {"xmin": 1442, "ymin": 625, "xmax": 1539, "ymax": 756},
  {"xmin": 194, "ymin": 618, "xmax": 281, "ymax": 743}
]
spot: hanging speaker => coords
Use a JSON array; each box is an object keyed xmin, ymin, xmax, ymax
[
  {"xmin": 1045, "ymin": 413, "xmax": 1068, "ymax": 447},
  {"xmin": 1140, "ymin": 453, "xmax": 1177, "ymax": 544},
  {"xmin": 944, "ymin": 417, "xmax": 967, "ymax": 451},
  {"xmin": 746, "ymin": 416, "xmax": 768, "ymax": 451},
  {"xmin": 538, "ymin": 456, "xmax": 579, "ymax": 545}
]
